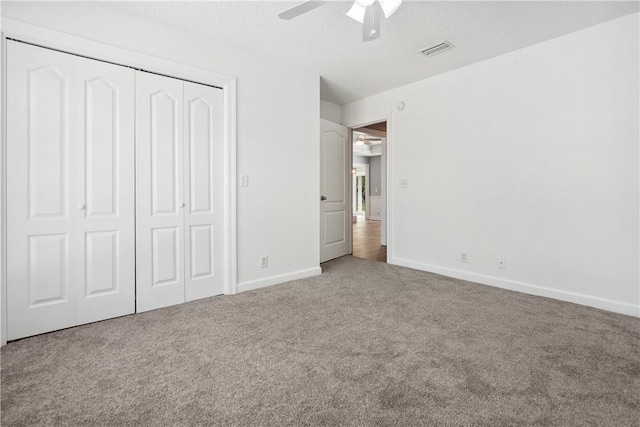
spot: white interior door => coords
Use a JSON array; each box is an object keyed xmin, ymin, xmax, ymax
[
  {"xmin": 6, "ymin": 41, "xmax": 136, "ymax": 339},
  {"xmin": 320, "ymin": 119, "xmax": 351, "ymax": 263},
  {"xmin": 136, "ymin": 72, "xmax": 185, "ymax": 312},
  {"xmin": 183, "ymin": 82, "xmax": 225, "ymax": 301},
  {"xmin": 76, "ymin": 56, "xmax": 135, "ymax": 325},
  {"xmin": 7, "ymin": 42, "xmax": 79, "ymax": 339}
]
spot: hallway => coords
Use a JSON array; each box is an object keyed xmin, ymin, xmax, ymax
[{"xmin": 352, "ymin": 217, "xmax": 386, "ymax": 262}]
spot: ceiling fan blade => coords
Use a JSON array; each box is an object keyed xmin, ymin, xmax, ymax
[
  {"xmin": 278, "ymin": 1, "xmax": 327, "ymax": 20},
  {"xmin": 362, "ymin": 4, "xmax": 381, "ymax": 42}
]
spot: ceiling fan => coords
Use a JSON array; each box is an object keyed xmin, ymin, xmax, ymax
[
  {"xmin": 278, "ymin": 0, "xmax": 403, "ymax": 42},
  {"xmin": 355, "ymin": 134, "xmax": 382, "ymax": 145}
]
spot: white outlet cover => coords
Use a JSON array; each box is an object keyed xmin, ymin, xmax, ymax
[{"xmin": 497, "ymin": 256, "xmax": 506, "ymax": 269}]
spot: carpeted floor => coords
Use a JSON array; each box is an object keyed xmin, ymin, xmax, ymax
[{"xmin": 2, "ymin": 256, "xmax": 639, "ymax": 426}]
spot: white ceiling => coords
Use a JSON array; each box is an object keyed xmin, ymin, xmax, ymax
[{"xmin": 108, "ymin": 1, "xmax": 639, "ymax": 105}]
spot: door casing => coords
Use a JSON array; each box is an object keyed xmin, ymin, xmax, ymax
[{"xmin": 346, "ymin": 119, "xmax": 391, "ymax": 252}]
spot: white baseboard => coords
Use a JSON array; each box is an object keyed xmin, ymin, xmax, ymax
[
  {"xmin": 389, "ymin": 257, "xmax": 640, "ymax": 318},
  {"xmin": 368, "ymin": 216, "xmax": 381, "ymax": 221},
  {"xmin": 238, "ymin": 266, "xmax": 322, "ymax": 293}
]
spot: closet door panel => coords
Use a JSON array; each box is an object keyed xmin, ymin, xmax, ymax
[
  {"xmin": 184, "ymin": 82, "xmax": 224, "ymax": 301},
  {"xmin": 136, "ymin": 72, "xmax": 185, "ymax": 312},
  {"xmin": 6, "ymin": 41, "xmax": 79, "ymax": 339},
  {"xmin": 152, "ymin": 92, "xmax": 181, "ymax": 215},
  {"xmin": 76, "ymin": 60, "xmax": 135, "ymax": 324},
  {"xmin": 85, "ymin": 78, "xmax": 118, "ymax": 216}
]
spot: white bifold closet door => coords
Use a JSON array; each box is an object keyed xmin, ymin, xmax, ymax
[
  {"xmin": 135, "ymin": 72, "xmax": 224, "ymax": 312},
  {"xmin": 6, "ymin": 41, "xmax": 135, "ymax": 340}
]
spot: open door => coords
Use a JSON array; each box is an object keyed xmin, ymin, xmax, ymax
[{"xmin": 320, "ymin": 119, "xmax": 351, "ymax": 263}]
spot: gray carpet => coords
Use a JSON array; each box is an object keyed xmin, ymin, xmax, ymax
[{"xmin": 2, "ymin": 256, "xmax": 639, "ymax": 426}]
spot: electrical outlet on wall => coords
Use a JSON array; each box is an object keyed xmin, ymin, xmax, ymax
[
  {"xmin": 460, "ymin": 252, "xmax": 468, "ymax": 263},
  {"xmin": 260, "ymin": 256, "xmax": 268, "ymax": 268},
  {"xmin": 497, "ymin": 256, "xmax": 506, "ymax": 269}
]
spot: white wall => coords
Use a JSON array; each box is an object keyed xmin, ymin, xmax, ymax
[
  {"xmin": 353, "ymin": 155, "xmax": 369, "ymax": 164},
  {"xmin": 1, "ymin": 2, "xmax": 321, "ymax": 297},
  {"xmin": 320, "ymin": 100, "xmax": 342, "ymax": 124},
  {"xmin": 343, "ymin": 14, "xmax": 640, "ymax": 316},
  {"xmin": 369, "ymin": 156, "xmax": 382, "ymax": 196}
]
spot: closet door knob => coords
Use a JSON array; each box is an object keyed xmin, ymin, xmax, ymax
[
  {"xmin": 179, "ymin": 202, "xmax": 185, "ymax": 208},
  {"xmin": 78, "ymin": 203, "xmax": 86, "ymax": 210}
]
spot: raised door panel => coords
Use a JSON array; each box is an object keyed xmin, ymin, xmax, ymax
[
  {"xmin": 28, "ymin": 234, "xmax": 69, "ymax": 306},
  {"xmin": 324, "ymin": 132, "xmax": 346, "ymax": 203},
  {"xmin": 152, "ymin": 92, "xmax": 180, "ymax": 216},
  {"xmin": 320, "ymin": 119, "xmax": 351, "ymax": 263},
  {"xmin": 183, "ymin": 82, "xmax": 224, "ymax": 301},
  {"xmin": 189, "ymin": 98, "xmax": 213, "ymax": 215},
  {"xmin": 75, "ymin": 55, "xmax": 135, "ymax": 325},
  {"xmin": 84, "ymin": 231, "xmax": 118, "ymax": 296},
  {"xmin": 136, "ymin": 72, "xmax": 185, "ymax": 312},
  {"xmin": 6, "ymin": 41, "xmax": 78, "ymax": 339},
  {"xmin": 152, "ymin": 227, "xmax": 180, "ymax": 286},
  {"xmin": 190, "ymin": 225, "xmax": 213, "ymax": 279},
  {"xmin": 28, "ymin": 67, "xmax": 68, "ymax": 219},
  {"xmin": 323, "ymin": 211, "xmax": 346, "ymax": 246},
  {"xmin": 85, "ymin": 78, "xmax": 117, "ymax": 217}
]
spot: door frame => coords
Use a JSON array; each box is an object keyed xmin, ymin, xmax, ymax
[
  {"xmin": 346, "ymin": 117, "xmax": 391, "ymax": 251},
  {"xmin": 0, "ymin": 19, "xmax": 238, "ymax": 345}
]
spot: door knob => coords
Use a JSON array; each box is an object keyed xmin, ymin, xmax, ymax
[
  {"xmin": 179, "ymin": 202, "xmax": 185, "ymax": 208},
  {"xmin": 320, "ymin": 195, "xmax": 327, "ymax": 201},
  {"xmin": 78, "ymin": 203, "xmax": 86, "ymax": 210}
]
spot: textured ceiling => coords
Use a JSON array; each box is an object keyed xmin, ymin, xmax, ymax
[{"xmin": 108, "ymin": 1, "xmax": 639, "ymax": 105}]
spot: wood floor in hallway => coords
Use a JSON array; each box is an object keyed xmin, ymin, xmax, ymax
[{"xmin": 352, "ymin": 216, "xmax": 386, "ymax": 262}]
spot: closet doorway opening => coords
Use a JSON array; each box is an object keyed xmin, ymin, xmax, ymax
[{"xmin": 351, "ymin": 121, "xmax": 387, "ymax": 263}]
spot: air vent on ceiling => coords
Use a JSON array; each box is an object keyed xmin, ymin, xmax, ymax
[{"xmin": 421, "ymin": 41, "xmax": 453, "ymax": 57}]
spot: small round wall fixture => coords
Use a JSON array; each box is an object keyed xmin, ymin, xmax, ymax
[{"xmin": 396, "ymin": 101, "xmax": 405, "ymax": 111}]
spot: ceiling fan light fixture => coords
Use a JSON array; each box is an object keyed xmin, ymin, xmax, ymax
[
  {"xmin": 347, "ymin": 2, "xmax": 367, "ymax": 24},
  {"xmin": 379, "ymin": 0, "xmax": 402, "ymax": 18},
  {"xmin": 356, "ymin": 0, "xmax": 376, "ymax": 6}
]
